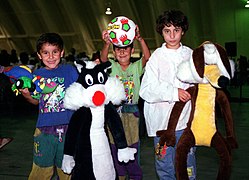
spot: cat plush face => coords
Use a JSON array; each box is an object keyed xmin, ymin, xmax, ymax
[
  {"xmin": 75, "ymin": 61, "xmax": 111, "ymax": 89},
  {"xmin": 64, "ymin": 61, "xmax": 125, "ymax": 110}
]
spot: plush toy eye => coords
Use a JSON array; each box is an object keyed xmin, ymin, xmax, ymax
[
  {"xmin": 98, "ymin": 72, "xmax": 105, "ymax": 83},
  {"xmin": 85, "ymin": 74, "xmax": 94, "ymax": 86},
  {"xmin": 16, "ymin": 79, "xmax": 24, "ymax": 89}
]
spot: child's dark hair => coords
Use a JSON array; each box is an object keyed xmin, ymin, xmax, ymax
[
  {"xmin": 36, "ymin": 33, "xmax": 64, "ymax": 53},
  {"xmin": 113, "ymin": 42, "xmax": 134, "ymax": 50},
  {"xmin": 156, "ymin": 10, "xmax": 189, "ymax": 35}
]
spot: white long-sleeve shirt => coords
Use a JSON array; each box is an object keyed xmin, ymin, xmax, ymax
[{"xmin": 139, "ymin": 43, "xmax": 192, "ymax": 137}]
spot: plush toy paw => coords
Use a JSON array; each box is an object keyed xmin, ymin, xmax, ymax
[
  {"xmin": 118, "ymin": 147, "xmax": 137, "ymax": 163},
  {"xmin": 226, "ymin": 136, "xmax": 238, "ymax": 149},
  {"xmin": 156, "ymin": 130, "xmax": 176, "ymax": 147},
  {"xmin": 61, "ymin": 154, "xmax": 75, "ymax": 174}
]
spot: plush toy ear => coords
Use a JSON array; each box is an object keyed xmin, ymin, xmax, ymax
[
  {"xmin": 74, "ymin": 61, "xmax": 85, "ymax": 73},
  {"xmin": 98, "ymin": 61, "xmax": 112, "ymax": 73},
  {"xmin": 177, "ymin": 45, "xmax": 205, "ymax": 83},
  {"xmin": 214, "ymin": 43, "xmax": 232, "ymax": 78},
  {"xmin": 192, "ymin": 45, "xmax": 205, "ymax": 79}
]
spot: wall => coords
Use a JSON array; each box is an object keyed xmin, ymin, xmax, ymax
[{"xmin": 182, "ymin": 0, "xmax": 249, "ymax": 60}]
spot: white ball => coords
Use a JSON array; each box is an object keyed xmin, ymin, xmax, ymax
[{"xmin": 107, "ymin": 16, "xmax": 136, "ymax": 47}]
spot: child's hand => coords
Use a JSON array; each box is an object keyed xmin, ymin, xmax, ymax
[
  {"xmin": 102, "ymin": 30, "xmax": 112, "ymax": 45},
  {"xmin": 19, "ymin": 88, "xmax": 38, "ymax": 105},
  {"xmin": 178, "ymin": 88, "xmax": 191, "ymax": 102},
  {"xmin": 135, "ymin": 25, "xmax": 143, "ymax": 42},
  {"xmin": 19, "ymin": 88, "xmax": 31, "ymax": 98}
]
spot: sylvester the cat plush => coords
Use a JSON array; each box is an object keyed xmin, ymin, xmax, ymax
[
  {"xmin": 61, "ymin": 61, "xmax": 137, "ymax": 180},
  {"xmin": 157, "ymin": 41, "xmax": 238, "ymax": 180}
]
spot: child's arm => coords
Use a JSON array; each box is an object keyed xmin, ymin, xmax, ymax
[
  {"xmin": 19, "ymin": 88, "xmax": 39, "ymax": 105},
  {"xmin": 100, "ymin": 30, "xmax": 112, "ymax": 63},
  {"xmin": 0, "ymin": 65, "xmax": 4, "ymax": 73},
  {"xmin": 135, "ymin": 25, "xmax": 150, "ymax": 67},
  {"xmin": 101, "ymin": 26, "xmax": 151, "ymax": 66}
]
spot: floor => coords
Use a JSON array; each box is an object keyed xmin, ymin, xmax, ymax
[{"xmin": 0, "ymin": 85, "xmax": 249, "ymax": 180}]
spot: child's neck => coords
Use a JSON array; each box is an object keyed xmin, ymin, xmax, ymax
[
  {"xmin": 166, "ymin": 43, "xmax": 181, "ymax": 49},
  {"xmin": 119, "ymin": 62, "xmax": 130, "ymax": 71}
]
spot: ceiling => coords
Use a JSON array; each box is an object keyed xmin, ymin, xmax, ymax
[
  {"xmin": 0, "ymin": 0, "xmax": 248, "ymax": 58},
  {"xmin": 0, "ymin": 0, "xmax": 162, "ymax": 56}
]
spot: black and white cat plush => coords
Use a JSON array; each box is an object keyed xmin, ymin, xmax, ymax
[{"xmin": 61, "ymin": 61, "xmax": 136, "ymax": 180}]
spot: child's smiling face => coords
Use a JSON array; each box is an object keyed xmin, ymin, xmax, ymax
[{"xmin": 37, "ymin": 43, "xmax": 64, "ymax": 70}]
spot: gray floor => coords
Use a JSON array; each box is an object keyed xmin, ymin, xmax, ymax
[{"xmin": 0, "ymin": 85, "xmax": 249, "ymax": 180}]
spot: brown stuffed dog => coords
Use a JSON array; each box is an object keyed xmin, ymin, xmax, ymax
[{"xmin": 157, "ymin": 41, "xmax": 238, "ymax": 180}]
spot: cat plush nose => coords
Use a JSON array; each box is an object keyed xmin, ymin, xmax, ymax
[{"xmin": 92, "ymin": 91, "xmax": 105, "ymax": 106}]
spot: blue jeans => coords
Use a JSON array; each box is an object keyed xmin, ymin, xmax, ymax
[{"xmin": 154, "ymin": 130, "xmax": 196, "ymax": 180}]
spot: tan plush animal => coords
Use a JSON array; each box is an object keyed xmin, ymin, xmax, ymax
[{"xmin": 157, "ymin": 41, "xmax": 238, "ymax": 180}]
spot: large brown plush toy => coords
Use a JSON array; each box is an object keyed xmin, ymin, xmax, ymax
[{"xmin": 157, "ymin": 41, "xmax": 238, "ymax": 180}]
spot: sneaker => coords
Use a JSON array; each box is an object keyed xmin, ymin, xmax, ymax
[{"xmin": 0, "ymin": 137, "xmax": 13, "ymax": 149}]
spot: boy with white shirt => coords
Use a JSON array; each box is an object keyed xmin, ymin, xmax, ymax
[{"xmin": 139, "ymin": 10, "xmax": 196, "ymax": 180}]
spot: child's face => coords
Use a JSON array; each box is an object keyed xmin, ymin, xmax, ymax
[
  {"xmin": 94, "ymin": 58, "xmax": 101, "ymax": 65},
  {"xmin": 113, "ymin": 46, "xmax": 134, "ymax": 64},
  {"xmin": 162, "ymin": 24, "xmax": 183, "ymax": 49},
  {"xmin": 37, "ymin": 43, "xmax": 64, "ymax": 70}
]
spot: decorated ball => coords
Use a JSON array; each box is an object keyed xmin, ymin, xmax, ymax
[{"xmin": 107, "ymin": 16, "xmax": 136, "ymax": 47}]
